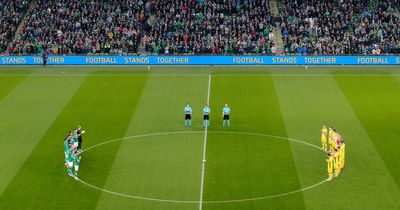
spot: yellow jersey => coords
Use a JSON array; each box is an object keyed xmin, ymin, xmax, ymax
[
  {"xmin": 321, "ymin": 128, "xmax": 327, "ymax": 139},
  {"xmin": 334, "ymin": 151, "xmax": 340, "ymax": 165},
  {"xmin": 328, "ymin": 129, "xmax": 333, "ymax": 139},
  {"xmin": 327, "ymin": 156, "xmax": 334, "ymax": 171},
  {"xmin": 322, "ymin": 127, "xmax": 327, "ymax": 135},
  {"xmin": 332, "ymin": 137, "xmax": 338, "ymax": 148},
  {"xmin": 341, "ymin": 144, "xmax": 345, "ymax": 158}
]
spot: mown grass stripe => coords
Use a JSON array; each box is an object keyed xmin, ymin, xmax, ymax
[
  {"xmin": 95, "ymin": 74, "xmax": 209, "ymax": 210},
  {"xmin": 0, "ymin": 75, "xmax": 28, "ymax": 101},
  {"xmin": 334, "ymin": 73, "xmax": 400, "ymax": 191},
  {"xmin": 0, "ymin": 73, "xmax": 148, "ymax": 209},
  {"xmin": 273, "ymin": 74, "xmax": 400, "ymax": 210},
  {"xmin": 203, "ymin": 73, "xmax": 306, "ymax": 210},
  {"xmin": 0, "ymin": 75, "xmax": 87, "ymax": 196}
]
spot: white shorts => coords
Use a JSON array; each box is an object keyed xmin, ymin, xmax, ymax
[
  {"xmin": 74, "ymin": 164, "xmax": 79, "ymax": 171},
  {"xmin": 67, "ymin": 161, "xmax": 73, "ymax": 168},
  {"xmin": 73, "ymin": 142, "xmax": 78, "ymax": 148}
]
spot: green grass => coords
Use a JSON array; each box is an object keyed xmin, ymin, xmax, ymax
[
  {"xmin": 0, "ymin": 66, "xmax": 400, "ymax": 210},
  {"xmin": 335, "ymin": 73, "xmax": 400, "ymax": 189},
  {"xmin": 204, "ymin": 74, "xmax": 305, "ymax": 210}
]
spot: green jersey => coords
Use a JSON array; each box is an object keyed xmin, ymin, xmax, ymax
[
  {"xmin": 65, "ymin": 150, "xmax": 73, "ymax": 162},
  {"xmin": 73, "ymin": 154, "xmax": 80, "ymax": 165},
  {"xmin": 64, "ymin": 141, "xmax": 69, "ymax": 151},
  {"xmin": 70, "ymin": 131, "xmax": 79, "ymax": 145},
  {"xmin": 71, "ymin": 131, "xmax": 78, "ymax": 139}
]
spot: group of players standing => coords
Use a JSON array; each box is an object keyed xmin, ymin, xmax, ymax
[
  {"xmin": 184, "ymin": 103, "xmax": 231, "ymax": 127},
  {"xmin": 63, "ymin": 113, "xmax": 346, "ymax": 183},
  {"xmin": 321, "ymin": 125, "xmax": 346, "ymax": 181},
  {"xmin": 64, "ymin": 126, "xmax": 85, "ymax": 180}
]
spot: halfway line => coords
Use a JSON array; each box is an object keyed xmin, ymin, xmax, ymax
[{"xmin": 199, "ymin": 74, "xmax": 211, "ymax": 210}]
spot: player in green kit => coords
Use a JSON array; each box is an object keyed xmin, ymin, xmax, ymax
[
  {"xmin": 72, "ymin": 151, "xmax": 81, "ymax": 180},
  {"xmin": 222, "ymin": 104, "xmax": 231, "ymax": 127},
  {"xmin": 64, "ymin": 141, "xmax": 69, "ymax": 168},
  {"xmin": 63, "ymin": 139, "xmax": 69, "ymax": 154},
  {"xmin": 184, "ymin": 103, "xmax": 192, "ymax": 127},
  {"xmin": 203, "ymin": 104, "xmax": 210, "ymax": 127},
  {"xmin": 64, "ymin": 132, "xmax": 71, "ymax": 168},
  {"xmin": 65, "ymin": 148, "xmax": 74, "ymax": 177},
  {"xmin": 71, "ymin": 129, "xmax": 79, "ymax": 149},
  {"xmin": 64, "ymin": 129, "xmax": 84, "ymax": 179}
]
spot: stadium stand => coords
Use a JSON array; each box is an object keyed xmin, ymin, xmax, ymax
[
  {"xmin": 0, "ymin": 0, "xmax": 29, "ymax": 54},
  {"xmin": 1, "ymin": 0, "xmax": 399, "ymax": 55},
  {"xmin": 11, "ymin": 0, "xmax": 143, "ymax": 55},
  {"xmin": 143, "ymin": 0, "xmax": 277, "ymax": 55},
  {"xmin": 279, "ymin": 0, "xmax": 400, "ymax": 55},
  {"xmin": 350, "ymin": 0, "xmax": 400, "ymax": 55}
]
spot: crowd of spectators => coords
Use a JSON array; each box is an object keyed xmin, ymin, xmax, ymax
[
  {"xmin": 352, "ymin": 0, "xmax": 400, "ymax": 54},
  {"xmin": 0, "ymin": 0, "xmax": 29, "ymax": 54},
  {"xmin": 279, "ymin": 0, "xmax": 400, "ymax": 55},
  {"xmin": 143, "ymin": 0, "xmax": 277, "ymax": 55},
  {"xmin": 2, "ymin": 0, "xmax": 400, "ymax": 55},
  {"xmin": 10, "ymin": 0, "xmax": 144, "ymax": 55}
]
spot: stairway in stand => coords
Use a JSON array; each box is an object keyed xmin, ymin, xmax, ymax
[
  {"xmin": 137, "ymin": 40, "xmax": 147, "ymax": 55},
  {"xmin": 13, "ymin": 0, "xmax": 38, "ymax": 41},
  {"xmin": 269, "ymin": 0, "xmax": 284, "ymax": 55}
]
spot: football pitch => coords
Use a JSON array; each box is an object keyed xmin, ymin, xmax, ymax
[{"xmin": 0, "ymin": 66, "xmax": 400, "ymax": 210}]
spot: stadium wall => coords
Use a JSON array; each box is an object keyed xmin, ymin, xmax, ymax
[{"xmin": 1, "ymin": 56, "xmax": 400, "ymax": 65}]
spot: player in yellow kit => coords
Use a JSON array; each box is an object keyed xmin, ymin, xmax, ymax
[
  {"xmin": 334, "ymin": 148, "xmax": 341, "ymax": 177},
  {"xmin": 328, "ymin": 127, "xmax": 334, "ymax": 152},
  {"xmin": 326, "ymin": 152, "xmax": 335, "ymax": 181},
  {"xmin": 322, "ymin": 127, "xmax": 346, "ymax": 180},
  {"xmin": 321, "ymin": 125, "xmax": 328, "ymax": 151},
  {"xmin": 337, "ymin": 145, "xmax": 343, "ymax": 170},
  {"xmin": 340, "ymin": 141, "xmax": 345, "ymax": 169},
  {"xmin": 332, "ymin": 134, "xmax": 338, "ymax": 151}
]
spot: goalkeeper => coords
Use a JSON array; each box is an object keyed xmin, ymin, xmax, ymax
[{"xmin": 76, "ymin": 125, "xmax": 86, "ymax": 151}]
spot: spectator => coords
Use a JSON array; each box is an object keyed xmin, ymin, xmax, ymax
[
  {"xmin": 11, "ymin": 0, "xmax": 143, "ymax": 55},
  {"xmin": 0, "ymin": 0, "xmax": 29, "ymax": 54},
  {"xmin": 280, "ymin": 0, "xmax": 400, "ymax": 55},
  {"xmin": 144, "ymin": 0, "xmax": 276, "ymax": 55},
  {"xmin": 2, "ymin": 0, "xmax": 399, "ymax": 55}
]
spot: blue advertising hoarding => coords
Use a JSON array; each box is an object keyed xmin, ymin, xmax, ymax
[{"xmin": 0, "ymin": 56, "xmax": 399, "ymax": 65}]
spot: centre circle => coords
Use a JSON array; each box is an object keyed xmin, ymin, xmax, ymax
[{"xmin": 79, "ymin": 131, "xmax": 327, "ymax": 203}]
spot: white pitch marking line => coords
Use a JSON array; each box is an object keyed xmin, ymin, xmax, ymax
[
  {"xmin": 0, "ymin": 73, "xmax": 212, "ymax": 77},
  {"xmin": 77, "ymin": 178, "xmax": 199, "ymax": 204},
  {"xmin": 78, "ymin": 131, "xmax": 328, "ymax": 204},
  {"xmin": 82, "ymin": 131, "xmax": 202, "ymax": 152},
  {"xmin": 199, "ymin": 74, "xmax": 211, "ymax": 210},
  {"xmin": 77, "ymin": 176, "xmax": 327, "ymax": 204},
  {"xmin": 204, "ymin": 178, "xmax": 328, "ymax": 203},
  {"xmin": 1, "ymin": 73, "xmax": 399, "ymax": 77}
]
